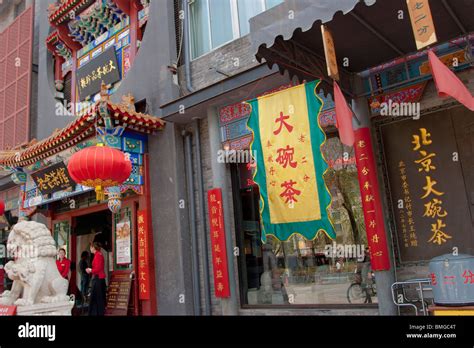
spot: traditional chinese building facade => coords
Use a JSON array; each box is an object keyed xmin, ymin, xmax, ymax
[
  {"xmin": 0, "ymin": 0, "xmax": 163, "ymax": 316},
  {"xmin": 0, "ymin": 0, "xmax": 473, "ymax": 317}
]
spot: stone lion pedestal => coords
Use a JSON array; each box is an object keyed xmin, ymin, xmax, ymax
[
  {"xmin": 16, "ymin": 299, "xmax": 75, "ymax": 316},
  {"xmin": 0, "ymin": 221, "xmax": 74, "ymax": 316}
]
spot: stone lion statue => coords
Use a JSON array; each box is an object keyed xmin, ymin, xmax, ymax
[{"xmin": 0, "ymin": 221, "xmax": 69, "ymax": 307}]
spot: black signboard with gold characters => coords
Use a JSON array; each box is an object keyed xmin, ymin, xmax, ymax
[
  {"xmin": 381, "ymin": 111, "xmax": 473, "ymax": 262},
  {"xmin": 31, "ymin": 162, "xmax": 75, "ymax": 195},
  {"xmin": 76, "ymin": 47, "xmax": 121, "ymax": 101}
]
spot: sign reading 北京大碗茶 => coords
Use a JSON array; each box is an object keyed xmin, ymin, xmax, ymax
[{"xmin": 381, "ymin": 111, "xmax": 472, "ymax": 262}]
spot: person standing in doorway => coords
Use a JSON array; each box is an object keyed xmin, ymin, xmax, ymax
[
  {"xmin": 79, "ymin": 251, "xmax": 90, "ymax": 298},
  {"xmin": 86, "ymin": 242, "xmax": 106, "ymax": 316},
  {"xmin": 56, "ymin": 248, "xmax": 71, "ymax": 280}
]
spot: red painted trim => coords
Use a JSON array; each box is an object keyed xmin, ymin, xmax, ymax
[
  {"xmin": 128, "ymin": 1, "xmax": 139, "ymax": 65},
  {"xmin": 112, "ymin": 0, "xmax": 132, "ymax": 16},
  {"xmin": 54, "ymin": 54, "xmax": 65, "ymax": 81},
  {"xmin": 70, "ymin": 230, "xmax": 77, "ymax": 290},
  {"xmin": 52, "ymin": 195, "xmax": 138, "ymax": 221},
  {"xmin": 131, "ymin": 201, "xmax": 139, "ymax": 316},
  {"xmin": 56, "ymin": 24, "xmax": 82, "ymax": 51},
  {"xmin": 71, "ymin": 49, "xmax": 77, "ymax": 113}
]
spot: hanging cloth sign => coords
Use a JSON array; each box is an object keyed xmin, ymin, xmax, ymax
[{"xmin": 246, "ymin": 80, "xmax": 335, "ymax": 242}]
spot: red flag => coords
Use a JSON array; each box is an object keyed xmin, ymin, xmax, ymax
[
  {"xmin": 428, "ymin": 50, "xmax": 474, "ymax": 111},
  {"xmin": 334, "ymin": 81, "xmax": 354, "ymax": 146}
]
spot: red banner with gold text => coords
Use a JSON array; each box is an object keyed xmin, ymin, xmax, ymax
[
  {"xmin": 207, "ymin": 188, "xmax": 231, "ymax": 298},
  {"xmin": 354, "ymin": 128, "xmax": 391, "ymax": 270},
  {"xmin": 137, "ymin": 210, "xmax": 150, "ymax": 300}
]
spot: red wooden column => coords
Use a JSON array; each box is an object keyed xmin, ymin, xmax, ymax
[
  {"xmin": 54, "ymin": 55, "xmax": 65, "ymax": 82},
  {"xmin": 55, "ymin": 24, "xmax": 81, "ymax": 114}
]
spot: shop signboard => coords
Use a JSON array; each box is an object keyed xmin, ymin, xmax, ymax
[
  {"xmin": 381, "ymin": 112, "xmax": 472, "ymax": 262},
  {"xmin": 31, "ymin": 162, "xmax": 75, "ymax": 195},
  {"xmin": 406, "ymin": 0, "xmax": 437, "ymax": 50},
  {"xmin": 105, "ymin": 270, "xmax": 133, "ymax": 316},
  {"xmin": 76, "ymin": 47, "xmax": 121, "ymax": 100},
  {"xmin": 207, "ymin": 188, "xmax": 230, "ymax": 298}
]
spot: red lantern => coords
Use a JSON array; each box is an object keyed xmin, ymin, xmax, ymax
[
  {"xmin": 0, "ymin": 200, "xmax": 5, "ymax": 215},
  {"xmin": 67, "ymin": 145, "xmax": 132, "ymax": 200}
]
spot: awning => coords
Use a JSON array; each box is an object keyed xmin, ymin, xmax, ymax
[{"xmin": 250, "ymin": 0, "xmax": 474, "ymax": 82}]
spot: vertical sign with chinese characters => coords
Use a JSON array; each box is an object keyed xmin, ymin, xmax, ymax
[
  {"xmin": 354, "ymin": 128, "xmax": 390, "ymax": 271},
  {"xmin": 381, "ymin": 112, "xmax": 472, "ymax": 262},
  {"xmin": 246, "ymin": 80, "xmax": 335, "ymax": 242},
  {"xmin": 406, "ymin": 0, "xmax": 437, "ymax": 50},
  {"xmin": 411, "ymin": 128, "xmax": 450, "ymax": 246},
  {"xmin": 207, "ymin": 188, "xmax": 230, "ymax": 298},
  {"xmin": 398, "ymin": 161, "xmax": 418, "ymax": 248},
  {"xmin": 321, "ymin": 25, "xmax": 339, "ymax": 81},
  {"xmin": 137, "ymin": 210, "xmax": 150, "ymax": 300}
]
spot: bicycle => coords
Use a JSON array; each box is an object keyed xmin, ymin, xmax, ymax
[{"xmin": 347, "ymin": 268, "xmax": 377, "ymax": 304}]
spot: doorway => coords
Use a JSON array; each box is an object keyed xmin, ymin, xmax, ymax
[{"xmin": 73, "ymin": 210, "xmax": 113, "ymax": 292}]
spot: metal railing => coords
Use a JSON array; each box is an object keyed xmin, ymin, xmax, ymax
[{"xmin": 391, "ymin": 278, "xmax": 433, "ymax": 316}]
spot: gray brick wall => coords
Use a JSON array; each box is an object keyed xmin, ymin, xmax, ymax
[
  {"xmin": 186, "ymin": 113, "xmax": 242, "ymax": 315},
  {"xmin": 179, "ymin": 35, "xmax": 259, "ymax": 93}
]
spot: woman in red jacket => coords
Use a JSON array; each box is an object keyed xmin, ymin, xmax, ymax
[
  {"xmin": 86, "ymin": 242, "xmax": 106, "ymax": 316},
  {"xmin": 56, "ymin": 248, "xmax": 71, "ymax": 279}
]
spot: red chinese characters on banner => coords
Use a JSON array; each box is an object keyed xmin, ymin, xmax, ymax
[
  {"xmin": 207, "ymin": 188, "xmax": 230, "ymax": 298},
  {"xmin": 354, "ymin": 128, "xmax": 391, "ymax": 271},
  {"xmin": 137, "ymin": 210, "xmax": 150, "ymax": 300}
]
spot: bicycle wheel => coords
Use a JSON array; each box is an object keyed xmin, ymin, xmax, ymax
[{"xmin": 347, "ymin": 283, "xmax": 366, "ymax": 304}]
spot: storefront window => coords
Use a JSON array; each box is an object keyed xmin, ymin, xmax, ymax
[{"xmin": 233, "ymin": 135, "xmax": 377, "ymax": 306}]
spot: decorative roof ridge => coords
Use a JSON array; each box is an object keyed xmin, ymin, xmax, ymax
[
  {"xmin": 0, "ymin": 94, "xmax": 164, "ymax": 168},
  {"xmin": 48, "ymin": 0, "xmax": 95, "ymax": 26}
]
